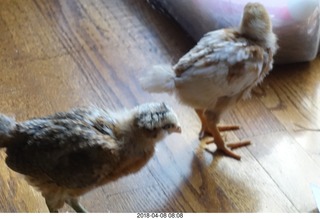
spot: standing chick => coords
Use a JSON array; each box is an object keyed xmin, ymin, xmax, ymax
[
  {"xmin": 0, "ymin": 102, "xmax": 181, "ymax": 212},
  {"xmin": 140, "ymin": 2, "xmax": 278, "ymax": 160}
]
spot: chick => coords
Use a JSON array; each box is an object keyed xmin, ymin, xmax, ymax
[
  {"xmin": 0, "ymin": 102, "xmax": 181, "ymax": 212},
  {"xmin": 140, "ymin": 2, "xmax": 278, "ymax": 160}
]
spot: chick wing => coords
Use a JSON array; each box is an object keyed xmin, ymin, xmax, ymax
[
  {"xmin": 173, "ymin": 29, "xmax": 272, "ymax": 109},
  {"xmin": 5, "ymin": 113, "xmax": 119, "ymax": 189}
]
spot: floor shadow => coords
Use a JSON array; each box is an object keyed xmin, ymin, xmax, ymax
[{"xmin": 153, "ymin": 144, "xmax": 261, "ymax": 212}]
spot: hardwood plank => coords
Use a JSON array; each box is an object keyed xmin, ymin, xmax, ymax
[
  {"xmin": 248, "ymin": 132, "xmax": 320, "ymax": 212},
  {"xmin": 258, "ymin": 63, "xmax": 320, "ymax": 131},
  {"xmin": 291, "ymin": 130, "xmax": 320, "ymax": 167},
  {"xmin": 222, "ymin": 96, "xmax": 287, "ymax": 139}
]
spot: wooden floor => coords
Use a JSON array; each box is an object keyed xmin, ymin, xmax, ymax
[{"xmin": 0, "ymin": 0, "xmax": 320, "ymax": 213}]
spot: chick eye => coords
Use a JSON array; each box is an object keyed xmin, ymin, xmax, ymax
[{"xmin": 162, "ymin": 124, "xmax": 173, "ymax": 129}]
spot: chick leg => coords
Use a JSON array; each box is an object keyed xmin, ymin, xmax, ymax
[
  {"xmin": 195, "ymin": 109, "xmax": 211, "ymax": 139},
  {"xmin": 196, "ymin": 110, "xmax": 242, "ymax": 139},
  {"xmin": 66, "ymin": 197, "xmax": 88, "ymax": 213},
  {"xmin": 206, "ymin": 124, "xmax": 242, "ymax": 160}
]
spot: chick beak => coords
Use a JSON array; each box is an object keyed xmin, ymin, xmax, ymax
[{"xmin": 173, "ymin": 126, "xmax": 182, "ymax": 133}]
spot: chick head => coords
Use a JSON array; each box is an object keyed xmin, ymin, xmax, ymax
[{"xmin": 134, "ymin": 102, "xmax": 181, "ymax": 140}]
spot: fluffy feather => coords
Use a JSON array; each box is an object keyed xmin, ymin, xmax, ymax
[{"xmin": 140, "ymin": 65, "xmax": 176, "ymax": 93}]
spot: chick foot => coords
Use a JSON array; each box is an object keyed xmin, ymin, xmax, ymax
[
  {"xmin": 195, "ymin": 110, "xmax": 250, "ymax": 159},
  {"xmin": 212, "ymin": 125, "xmax": 250, "ymax": 147},
  {"xmin": 204, "ymin": 125, "xmax": 250, "ymax": 160}
]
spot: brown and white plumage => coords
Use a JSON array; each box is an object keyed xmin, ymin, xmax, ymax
[
  {"xmin": 0, "ymin": 102, "xmax": 181, "ymax": 212},
  {"xmin": 140, "ymin": 3, "xmax": 278, "ymax": 160}
]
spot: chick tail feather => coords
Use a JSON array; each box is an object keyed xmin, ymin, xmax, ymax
[
  {"xmin": 140, "ymin": 65, "xmax": 176, "ymax": 94},
  {"xmin": 0, "ymin": 114, "xmax": 16, "ymax": 147}
]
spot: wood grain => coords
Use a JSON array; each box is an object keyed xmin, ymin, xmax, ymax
[{"xmin": 0, "ymin": 0, "xmax": 319, "ymax": 213}]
